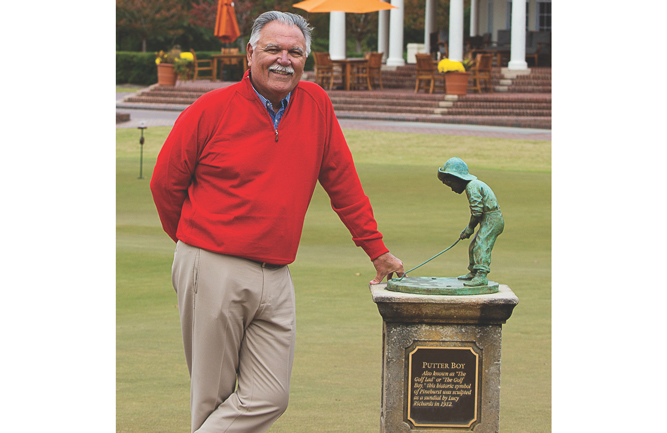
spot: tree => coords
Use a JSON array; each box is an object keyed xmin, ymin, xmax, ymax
[
  {"xmin": 189, "ymin": 0, "xmax": 218, "ymax": 30},
  {"xmin": 232, "ymin": 0, "xmax": 260, "ymax": 48},
  {"xmin": 237, "ymin": 0, "xmax": 296, "ymax": 36},
  {"xmin": 117, "ymin": 0, "xmax": 189, "ymax": 52},
  {"xmin": 347, "ymin": 13, "xmax": 377, "ymax": 54}
]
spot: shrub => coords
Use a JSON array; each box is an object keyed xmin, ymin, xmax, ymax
[
  {"xmin": 116, "ymin": 51, "xmax": 248, "ymax": 85},
  {"xmin": 116, "ymin": 52, "xmax": 157, "ymax": 85}
]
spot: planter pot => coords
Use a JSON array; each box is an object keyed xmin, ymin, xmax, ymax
[
  {"xmin": 445, "ymin": 71, "xmax": 470, "ymax": 95},
  {"xmin": 157, "ymin": 63, "xmax": 177, "ymax": 86}
]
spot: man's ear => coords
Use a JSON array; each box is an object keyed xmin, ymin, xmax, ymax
[{"xmin": 246, "ymin": 42, "xmax": 254, "ymax": 67}]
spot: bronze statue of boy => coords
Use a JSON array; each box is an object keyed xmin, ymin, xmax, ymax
[{"xmin": 438, "ymin": 157, "xmax": 504, "ymax": 287}]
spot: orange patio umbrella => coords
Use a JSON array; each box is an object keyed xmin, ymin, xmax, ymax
[
  {"xmin": 293, "ymin": 0, "xmax": 396, "ymax": 13},
  {"xmin": 214, "ymin": 0, "xmax": 241, "ymax": 43}
]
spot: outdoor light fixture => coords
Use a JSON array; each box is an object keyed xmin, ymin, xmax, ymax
[{"xmin": 138, "ymin": 121, "xmax": 147, "ymax": 179}]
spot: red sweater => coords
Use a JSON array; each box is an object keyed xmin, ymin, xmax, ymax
[{"xmin": 150, "ymin": 72, "xmax": 388, "ymax": 265}]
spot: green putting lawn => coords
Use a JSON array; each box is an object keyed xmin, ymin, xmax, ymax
[{"xmin": 116, "ymin": 126, "xmax": 551, "ymax": 433}]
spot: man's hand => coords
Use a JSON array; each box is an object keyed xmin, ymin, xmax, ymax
[{"xmin": 370, "ymin": 252, "xmax": 404, "ymax": 285}]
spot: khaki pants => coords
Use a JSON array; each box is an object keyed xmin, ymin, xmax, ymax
[{"xmin": 172, "ymin": 241, "xmax": 296, "ymax": 433}]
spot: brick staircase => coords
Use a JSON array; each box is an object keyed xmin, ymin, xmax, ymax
[
  {"xmin": 372, "ymin": 64, "xmax": 551, "ymax": 93},
  {"xmin": 324, "ymin": 91, "xmax": 551, "ymax": 129},
  {"xmin": 119, "ymin": 66, "xmax": 551, "ymax": 129},
  {"xmin": 123, "ymin": 87, "xmax": 210, "ymax": 106},
  {"xmin": 495, "ymin": 67, "xmax": 551, "ymax": 93}
]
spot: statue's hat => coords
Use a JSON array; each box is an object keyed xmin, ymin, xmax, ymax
[{"xmin": 438, "ymin": 157, "xmax": 477, "ymax": 181}]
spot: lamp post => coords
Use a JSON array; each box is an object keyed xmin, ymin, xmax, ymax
[{"xmin": 138, "ymin": 121, "xmax": 147, "ymax": 179}]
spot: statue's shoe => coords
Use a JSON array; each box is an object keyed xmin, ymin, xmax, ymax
[
  {"xmin": 464, "ymin": 274, "xmax": 488, "ymax": 286},
  {"xmin": 457, "ymin": 273, "xmax": 474, "ymax": 280}
]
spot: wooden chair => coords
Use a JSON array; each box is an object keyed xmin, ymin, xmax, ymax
[
  {"xmin": 220, "ymin": 48, "xmax": 241, "ymax": 66},
  {"xmin": 468, "ymin": 53, "xmax": 494, "ymax": 93},
  {"xmin": 525, "ymin": 31, "xmax": 551, "ymax": 66},
  {"xmin": 313, "ymin": 52, "xmax": 341, "ymax": 90},
  {"xmin": 217, "ymin": 48, "xmax": 242, "ymax": 80},
  {"xmin": 496, "ymin": 29, "xmax": 511, "ymax": 48},
  {"xmin": 350, "ymin": 58, "xmax": 372, "ymax": 90},
  {"xmin": 414, "ymin": 53, "xmax": 444, "ymax": 94},
  {"xmin": 429, "ymin": 32, "xmax": 440, "ymax": 58},
  {"xmin": 190, "ymin": 49, "xmax": 214, "ymax": 81},
  {"xmin": 437, "ymin": 30, "xmax": 449, "ymax": 60},
  {"xmin": 366, "ymin": 52, "xmax": 384, "ymax": 90},
  {"xmin": 465, "ymin": 35, "xmax": 484, "ymax": 52}
]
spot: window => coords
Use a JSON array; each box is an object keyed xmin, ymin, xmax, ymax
[{"xmin": 536, "ymin": 0, "xmax": 552, "ymax": 31}]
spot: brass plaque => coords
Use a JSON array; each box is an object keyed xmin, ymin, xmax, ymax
[{"xmin": 407, "ymin": 346, "xmax": 480, "ymax": 428}]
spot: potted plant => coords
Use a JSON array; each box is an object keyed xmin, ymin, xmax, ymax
[
  {"xmin": 437, "ymin": 58, "xmax": 473, "ymax": 96},
  {"xmin": 155, "ymin": 46, "xmax": 183, "ymax": 86},
  {"xmin": 173, "ymin": 52, "xmax": 194, "ymax": 83}
]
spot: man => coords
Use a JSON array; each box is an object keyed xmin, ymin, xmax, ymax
[{"xmin": 150, "ymin": 11, "xmax": 404, "ymax": 433}]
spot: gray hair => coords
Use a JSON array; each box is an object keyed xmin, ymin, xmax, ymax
[{"xmin": 248, "ymin": 11, "xmax": 313, "ymax": 57}]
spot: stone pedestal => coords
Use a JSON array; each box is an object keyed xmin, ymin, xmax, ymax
[{"xmin": 370, "ymin": 282, "xmax": 518, "ymax": 433}]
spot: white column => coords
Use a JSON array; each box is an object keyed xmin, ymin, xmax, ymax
[
  {"xmin": 470, "ymin": 0, "xmax": 478, "ymax": 36},
  {"xmin": 448, "ymin": 0, "xmax": 464, "ymax": 61},
  {"xmin": 329, "ymin": 12, "xmax": 346, "ymax": 60},
  {"xmin": 378, "ymin": 9, "xmax": 389, "ymax": 62},
  {"xmin": 508, "ymin": 0, "xmax": 528, "ymax": 69},
  {"xmin": 424, "ymin": 0, "xmax": 436, "ymax": 54},
  {"xmin": 386, "ymin": 0, "xmax": 405, "ymax": 66}
]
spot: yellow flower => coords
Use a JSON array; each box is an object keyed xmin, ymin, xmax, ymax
[
  {"xmin": 437, "ymin": 59, "xmax": 465, "ymax": 73},
  {"xmin": 180, "ymin": 52, "xmax": 193, "ymax": 61},
  {"xmin": 155, "ymin": 58, "xmax": 161, "ymax": 65}
]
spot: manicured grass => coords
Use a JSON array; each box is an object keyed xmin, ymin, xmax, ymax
[
  {"xmin": 116, "ymin": 85, "xmax": 144, "ymax": 93},
  {"xmin": 117, "ymin": 126, "xmax": 551, "ymax": 433}
]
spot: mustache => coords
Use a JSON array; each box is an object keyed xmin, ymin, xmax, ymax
[{"xmin": 268, "ymin": 64, "xmax": 295, "ymax": 75}]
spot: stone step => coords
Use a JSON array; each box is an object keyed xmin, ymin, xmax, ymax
[
  {"xmin": 138, "ymin": 90, "xmax": 209, "ymax": 98},
  {"xmin": 334, "ymin": 104, "xmax": 440, "ymax": 115},
  {"xmin": 384, "ymin": 80, "xmax": 549, "ymax": 93},
  {"xmin": 505, "ymin": 80, "xmax": 552, "ymax": 89},
  {"xmin": 124, "ymin": 96, "xmax": 199, "ymax": 105},
  {"xmin": 509, "ymin": 77, "xmax": 552, "ymax": 84},
  {"xmin": 328, "ymin": 90, "xmax": 550, "ymax": 102},
  {"xmin": 328, "ymin": 92, "xmax": 551, "ymax": 107},
  {"xmin": 450, "ymin": 101, "xmax": 550, "ymax": 110},
  {"xmin": 329, "ymin": 96, "xmax": 442, "ymax": 108},
  {"xmin": 329, "ymin": 97, "xmax": 550, "ymax": 111},
  {"xmin": 328, "ymin": 92, "xmax": 445, "ymax": 102},
  {"xmin": 437, "ymin": 107, "xmax": 551, "ymax": 117},
  {"xmin": 515, "ymin": 72, "xmax": 551, "ymax": 80},
  {"xmin": 333, "ymin": 103, "xmax": 550, "ymax": 117},
  {"xmin": 499, "ymin": 85, "xmax": 552, "ymax": 93},
  {"xmin": 148, "ymin": 85, "xmax": 216, "ymax": 94},
  {"xmin": 125, "ymin": 91, "xmax": 207, "ymax": 102},
  {"xmin": 382, "ymin": 79, "xmax": 514, "ymax": 89},
  {"xmin": 459, "ymin": 93, "xmax": 551, "ymax": 102},
  {"xmin": 334, "ymin": 111, "xmax": 551, "ymax": 129}
]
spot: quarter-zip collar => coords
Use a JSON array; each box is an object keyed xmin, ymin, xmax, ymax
[{"xmin": 249, "ymin": 71, "xmax": 292, "ymax": 131}]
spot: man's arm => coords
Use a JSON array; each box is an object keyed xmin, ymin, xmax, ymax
[
  {"xmin": 316, "ymin": 106, "xmax": 402, "ymax": 282},
  {"xmin": 150, "ymin": 108, "xmax": 202, "ymax": 242}
]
